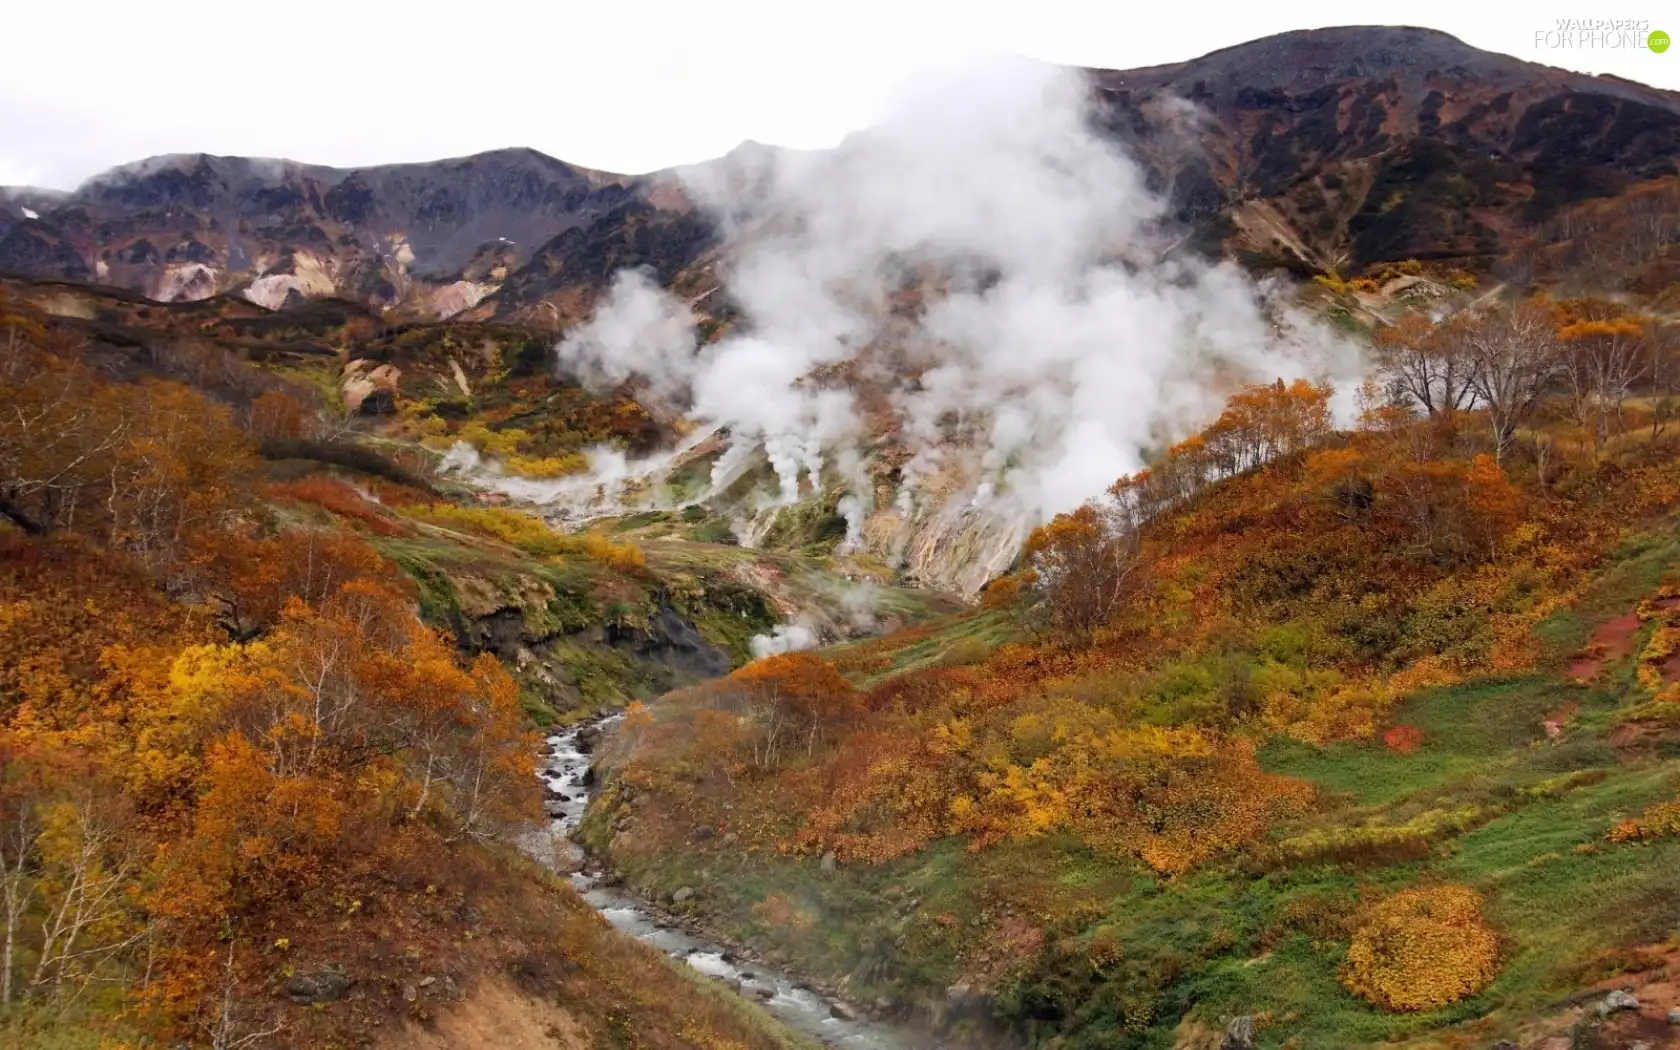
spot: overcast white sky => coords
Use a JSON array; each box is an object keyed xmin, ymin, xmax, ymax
[{"xmin": 3, "ymin": 1, "xmax": 1675, "ymax": 191}]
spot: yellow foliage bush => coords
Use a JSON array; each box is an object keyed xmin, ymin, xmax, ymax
[
  {"xmin": 1341, "ymin": 885, "xmax": 1500, "ymax": 1011},
  {"xmin": 399, "ymin": 504, "xmax": 645, "ymax": 572},
  {"xmin": 561, "ymin": 532, "xmax": 647, "ymax": 574},
  {"xmin": 1635, "ymin": 619, "xmax": 1680, "ymax": 692},
  {"xmin": 1268, "ymin": 806, "xmax": 1484, "ymax": 869},
  {"xmin": 1608, "ymin": 797, "xmax": 1680, "ymax": 843},
  {"xmin": 403, "ymin": 503, "xmax": 565, "ymax": 554},
  {"xmin": 503, "ymin": 451, "xmax": 590, "ymax": 478},
  {"xmin": 417, "ymin": 421, "xmax": 589, "ymax": 478}
]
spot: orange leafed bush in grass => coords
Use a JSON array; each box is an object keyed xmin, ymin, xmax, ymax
[
  {"xmin": 1383, "ymin": 724, "xmax": 1424, "ymax": 754},
  {"xmin": 1608, "ymin": 797, "xmax": 1680, "ymax": 843},
  {"xmin": 267, "ymin": 477, "xmax": 404, "ymax": 535},
  {"xmin": 1342, "ymin": 885, "xmax": 1500, "ymax": 1011}
]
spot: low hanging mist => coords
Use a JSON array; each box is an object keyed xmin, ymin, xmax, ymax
[{"xmin": 524, "ymin": 58, "xmax": 1359, "ymax": 594}]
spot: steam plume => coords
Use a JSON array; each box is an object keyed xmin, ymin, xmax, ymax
[{"xmin": 547, "ymin": 58, "xmax": 1361, "ymax": 589}]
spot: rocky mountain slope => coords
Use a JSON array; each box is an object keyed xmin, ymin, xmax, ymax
[
  {"xmin": 1093, "ymin": 25, "xmax": 1680, "ymax": 272},
  {"xmin": 0, "ymin": 147, "xmax": 672, "ymax": 322},
  {"xmin": 4, "ymin": 26, "xmax": 1676, "ymax": 324}
]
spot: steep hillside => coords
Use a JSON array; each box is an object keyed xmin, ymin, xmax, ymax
[
  {"xmin": 582, "ymin": 314, "xmax": 1680, "ymax": 1048},
  {"xmin": 0, "ymin": 282, "xmax": 893, "ymax": 1049},
  {"xmin": 1093, "ymin": 25, "xmax": 1680, "ymax": 271}
]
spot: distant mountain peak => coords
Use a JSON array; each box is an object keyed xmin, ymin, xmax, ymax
[{"xmin": 2, "ymin": 26, "xmax": 1675, "ymax": 319}]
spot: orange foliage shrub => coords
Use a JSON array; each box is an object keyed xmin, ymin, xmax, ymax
[
  {"xmin": 267, "ymin": 477, "xmax": 404, "ymax": 535},
  {"xmin": 732, "ymin": 652, "xmax": 860, "ymax": 767},
  {"xmin": 246, "ymin": 389, "xmax": 306, "ymax": 442},
  {"xmin": 1608, "ymin": 797, "xmax": 1680, "ymax": 843},
  {"xmin": 1383, "ymin": 724, "xmax": 1424, "ymax": 754},
  {"xmin": 1341, "ymin": 885, "xmax": 1500, "ymax": 1011}
]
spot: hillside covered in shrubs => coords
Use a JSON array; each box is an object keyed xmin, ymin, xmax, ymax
[{"xmin": 584, "ymin": 285, "xmax": 1680, "ymax": 1047}]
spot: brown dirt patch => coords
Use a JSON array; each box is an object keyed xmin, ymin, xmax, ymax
[
  {"xmin": 1514, "ymin": 943, "xmax": 1680, "ymax": 1048},
  {"xmin": 389, "ymin": 976, "xmax": 585, "ymax": 1050},
  {"xmin": 959, "ymin": 914, "xmax": 1046, "ymax": 987},
  {"xmin": 1570, "ymin": 611, "xmax": 1644, "ymax": 681},
  {"xmin": 1663, "ymin": 651, "xmax": 1680, "ymax": 684},
  {"xmin": 1581, "ymin": 944, "xmax": 1680, "ymax": 1049},
  {"xmin": 1608, "ymin": 723, "xmax": 1648, "ymax": 748}
]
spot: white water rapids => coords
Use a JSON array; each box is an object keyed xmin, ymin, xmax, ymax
[{"xmin": 526, "ymin": 716, "xmax": 939, "ymax": 1049}]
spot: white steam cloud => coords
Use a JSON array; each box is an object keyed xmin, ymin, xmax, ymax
[
  {"xmin": 749, "ymin": 621, "xmax": 819, "ymax": 660},
  {"xmin": 555, "ymin": 269, "xmax": 700, "ymax": 406},
  {"xmin": 547, "ymin": 58, "xmax": 1360, "ymax": 589}
]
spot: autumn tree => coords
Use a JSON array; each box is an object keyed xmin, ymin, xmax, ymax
[
  {"xmin": 1022, "ymin": 500, "xmax": 1143, "ymax": 642},
  {"xmin": 245, "ymin": 389, "xmax": 307, "ymax": 443},
  {"xmin": 1556, "ymin": 300, "xmax": 1651, "ymax": 453},
  {"xmin": 0, "ymin": 727, "xmax": 141, "ymax": 1007},
  {"xmin": 1373, "ymin": 314, "xmax": 1474, "ymax": 417},
  {"xmin": 195, "ymin": 526, "xmax": 394, "ymax": 639},
  {"xmin": 1460, "ymin": 299, "xmax": 1564, "ymax": 462},
  {"xmin": 1107, "ymin": 379, "xmax": 1335, "ymax": 526},
  {"xmin": 437, "ymin": 652, "xmax": 536, "ymax": 842},
  {"xmin": 1381, "ymin": 453, "xmax": 1522, "ymax": 563},
  {"xmin": 0, "ymin": 316, "xmax": 126, "ymax": 536},
  {"xmin": 1201, "ymin": 378, "xmax": 1335, "ymax": 476},
  {"xmin": 0, "ymin": 312, "xmax": 254, "ymax": 568},
  {"xmin": 732, "ymin": 653, "xmax": 859, "ymax": 768}
]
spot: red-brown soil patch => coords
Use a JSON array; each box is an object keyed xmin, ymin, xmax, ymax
[
  {"xmin": 1570, "ymin": 611, "xmax": 1644, "ymax": 681},
  {"xmin": 1518, "ymin": 944, "xmax": 1680, "ymax": 1049}
]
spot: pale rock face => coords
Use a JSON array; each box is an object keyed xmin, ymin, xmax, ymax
[
  {"xmin": 93, "ymin": 259, "xmax": 109, "ymax": 282},
  {"xmin": 19, "ymin": 207, "xmax": 38, "ymax": 220},
  {"xmin": 244, "ymin": 252, "xmax": 340, "ymax": 309},
  {"xmin": 423, "ymin": 280, "xmax": 499, "ymax": 320},
  {"xmin": 888, "ymin": 500, "xmax": 1028, "ymax": 597},
  {"xmin": 340, "ymin": 359, "xmax": 403, "ymax": 413},
  {"xmin": 153, "ymin": 263, "xmax": 220, "ymax": 302}
]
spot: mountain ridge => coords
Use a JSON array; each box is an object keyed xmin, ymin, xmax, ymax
[{"xmin": 3, "ymin": 25, "xmax": 1678, "ymax": 323}]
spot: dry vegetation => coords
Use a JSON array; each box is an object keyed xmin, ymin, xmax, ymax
[{"xmin": 0, "ymin": 292, "xmax": 805, "ymax": 1050}]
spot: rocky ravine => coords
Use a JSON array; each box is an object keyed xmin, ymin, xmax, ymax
[{"xmin": 530, "ymin": 717, "xmax": 953, "ymax": 1050}]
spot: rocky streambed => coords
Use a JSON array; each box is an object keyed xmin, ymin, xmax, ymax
[{"xmin": 527, "ymin": 716, "xmax": 940, "ymax": 1049}]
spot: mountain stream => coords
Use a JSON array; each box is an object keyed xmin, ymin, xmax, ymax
[{"xmin": 530, "ymin": 716, "xmax": 938, "ymax": 1049}]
